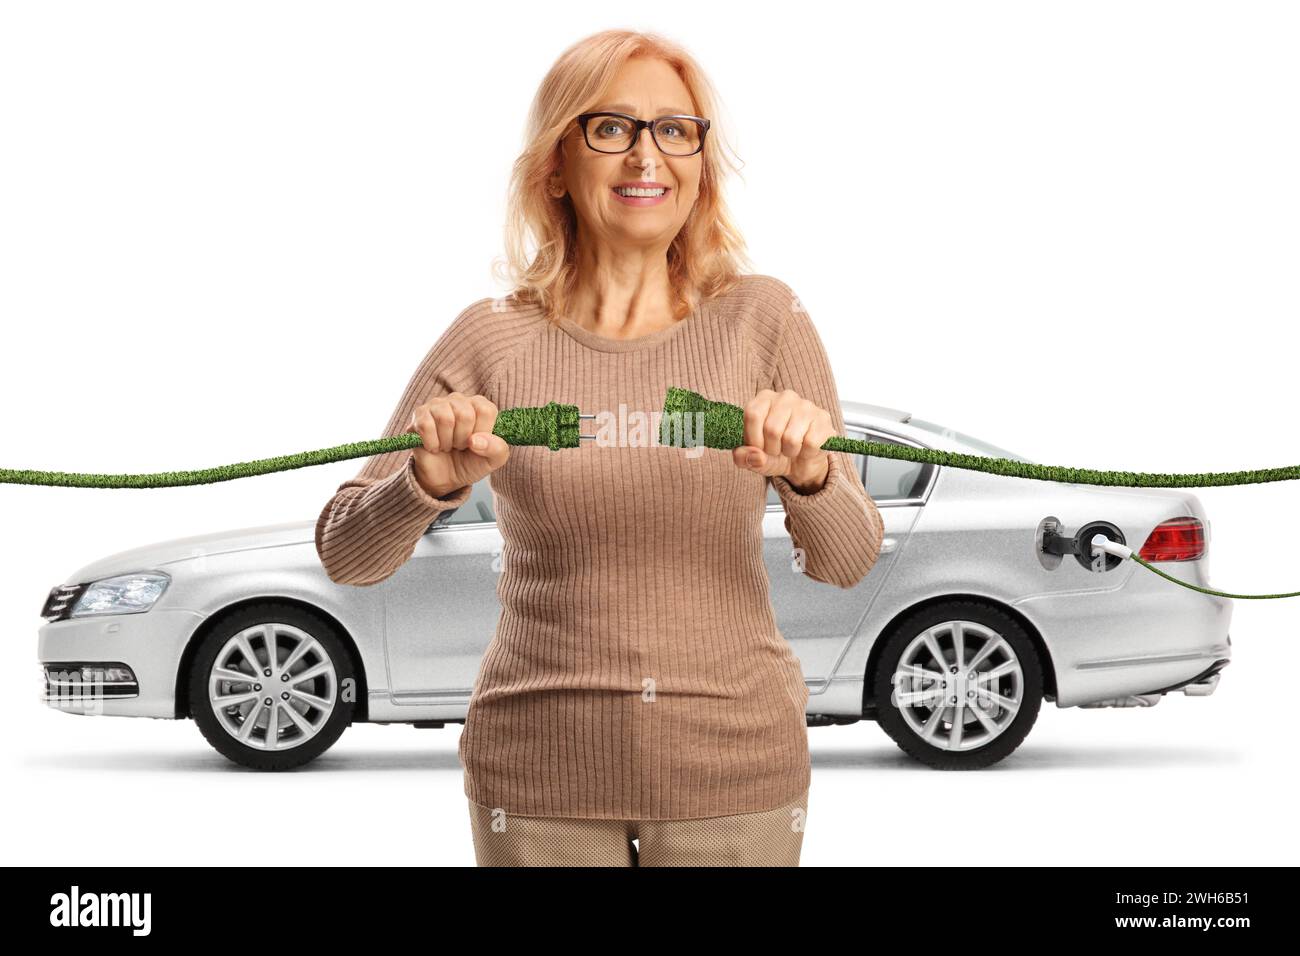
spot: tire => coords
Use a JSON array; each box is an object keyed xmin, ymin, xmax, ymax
[
  {"xmin": 872, "ymin": 600, "xmax": 1042, "ymax": 769},
  {"xmin": 189, "ymin": 602, "xmax": 355, "ymax": 770}
]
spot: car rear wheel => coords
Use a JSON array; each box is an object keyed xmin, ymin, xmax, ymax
[
  {"xmin": 189, "ymin": 603, "xmax": 355, "ymax": 770},
  {"xmin": 873, "ymin": 601, "xmax": 1042, "ymax": 769}
]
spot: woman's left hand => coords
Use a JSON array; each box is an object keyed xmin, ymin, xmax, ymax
[{"xmin": 733, "ymin": 388, "xmax": 834, "ymax": 493}]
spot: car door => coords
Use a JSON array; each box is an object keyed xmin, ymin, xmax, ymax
[
  {"xmin": 381, "ymin": 478, "xmax": 502, "ymax": 706},
  {"xmin": 764, "ymin": 425, "xmax": 929, "ymax": 686}
]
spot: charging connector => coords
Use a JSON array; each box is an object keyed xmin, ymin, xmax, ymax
[{"xmin": 1091, "ymin": 533, "xmax": 1133, "ymax": 562}]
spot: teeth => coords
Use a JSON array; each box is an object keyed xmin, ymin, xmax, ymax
[{"xmin": 615, "ymin": 187, "xmax": 666, "ymax": 197}]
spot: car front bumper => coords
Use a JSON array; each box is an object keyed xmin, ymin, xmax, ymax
[{"xmin": 38, "ymin": 608, "xmax": 204, "ymax": 718}]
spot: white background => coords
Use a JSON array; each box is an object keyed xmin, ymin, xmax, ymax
[{"xmin": 2, "ymin": 0, "xmax": 1296, "ymax": 866}]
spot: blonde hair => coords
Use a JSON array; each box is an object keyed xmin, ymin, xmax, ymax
[{"xmin": 491, "ymin": 29, "xmax": 753, "ymax": 323}]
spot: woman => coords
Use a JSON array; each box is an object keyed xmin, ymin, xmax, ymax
[{"xmin": 315, "ymin": 29, "xmax": 885, "ymax": 867}]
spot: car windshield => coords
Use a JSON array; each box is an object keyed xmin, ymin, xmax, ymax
[{"xmin": 907, "ymin": 417, "xmax": 1030, "ymax": 463}]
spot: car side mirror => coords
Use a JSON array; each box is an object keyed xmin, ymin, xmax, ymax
[{"xmin": 424, "ymin": 509, "xmax": 457, "ymax": 534}]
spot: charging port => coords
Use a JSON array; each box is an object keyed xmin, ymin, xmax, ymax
[{"xmin": 1041, "ymin": 520, "xmax": 1126, "ymax": 572}]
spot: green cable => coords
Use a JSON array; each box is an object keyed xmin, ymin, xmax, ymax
[
  {"xmin": 1, "ymin": 385, "xmax": 1294, "ymax": 599},
  {"xmin": 1086, "ymin": 530, "xmax": 1297, "ymax": 599},
  {"xmin": 1127, "ymin": 553, "xmax": 1299, "ymax": 600},
  {"xmin": 0, "ymin": 401, "xmax": 580, "ymax": 489},
  {"xmin": 661, "ymin": 387, "xmax": 1300, "ymax": 600}
]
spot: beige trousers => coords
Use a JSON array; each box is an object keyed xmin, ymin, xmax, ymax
[{"xmin": 467, "ymin": 789, "xmax": 809, "ymax": 867}]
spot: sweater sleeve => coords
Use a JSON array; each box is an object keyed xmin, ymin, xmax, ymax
[
  {"xmin": 315, "ymin": 302, "xmax": 488, "ymax": 587},
  {"xmin": 764, "ymin": 280, "xmax": 886, "ymax": 589}
]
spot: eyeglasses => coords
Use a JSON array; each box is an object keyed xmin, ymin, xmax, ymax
[{"xmin": 575, "ymin": 111, "xmax": 710, "ymax": 156}]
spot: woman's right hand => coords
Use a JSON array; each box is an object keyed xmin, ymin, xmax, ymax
[{"xmin": 410, "ymin": 392, "xmax": 511, "ymax": 498}]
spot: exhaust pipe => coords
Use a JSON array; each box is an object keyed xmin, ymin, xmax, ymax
[
  {"xmin": 1079, "ymin": 669, "xmax": 1224, "ymax": 708},
  {"xmin": 1080, "ymin": 693, "xmax": 1162, "ymax": 709}
]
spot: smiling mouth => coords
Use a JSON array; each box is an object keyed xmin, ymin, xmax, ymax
[{"xmin": 612, "ymin": 186, "xmax": 669, "ymax": 198}]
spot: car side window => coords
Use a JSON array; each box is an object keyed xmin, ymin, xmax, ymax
[
  {"xmin": 864, "ymin": 432, "xmax": 930, "ymax": 502},
  {"xmin": 426, "ymin": 478, "xmax": 496, "ymax": 531},
  {"xmin": 766, "ymin": 427, "xmax": 870, "ymax": 509}
]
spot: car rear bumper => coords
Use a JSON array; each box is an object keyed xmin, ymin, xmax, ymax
[
  {"xmin": 37, "ymin": 608, "xmax": 203, "ymax": 718},
  {"xmin": 1077, "ymin": 654, "xmax": 1229, "ymax": 708},
  {"xmin": 1016, "ymin": 572, "xmax": 1232, "ymax": 707}
]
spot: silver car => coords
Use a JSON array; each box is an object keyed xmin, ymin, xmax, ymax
[{"xmin": 36, "ymin": 399, "xmax": 1231, "ymax": 771}]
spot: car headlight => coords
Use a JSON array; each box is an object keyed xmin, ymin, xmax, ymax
[{"xmin": 70, "ymin": 572, "xmax": 170, "ymax": 618}]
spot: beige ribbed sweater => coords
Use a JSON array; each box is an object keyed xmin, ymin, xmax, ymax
[{"xmin": 315, "ymin": 273, "xmax": 885, "ymax": 820}]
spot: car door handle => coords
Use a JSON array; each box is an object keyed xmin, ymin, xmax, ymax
[{"xmin": 880, "ymin": 537, "xmax": 897, "ymax": 554}]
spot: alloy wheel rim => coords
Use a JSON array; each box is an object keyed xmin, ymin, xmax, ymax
[
  {"xmin": 889, "ymin": 619, "xmax": 1024, "ymax": 751},
  {"xmin": 207, "ymin": 622, "xmax": 337, "ymax": 751}
]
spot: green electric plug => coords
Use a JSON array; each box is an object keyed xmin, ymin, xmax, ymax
[{"xmin": 491, "ymin": 400, "xmax": 583, "ymax": 450}]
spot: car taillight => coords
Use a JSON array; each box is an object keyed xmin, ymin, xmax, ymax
[{"xmin": 1138, "ymin": 516, "xmax": 1206, "ymax": 562}]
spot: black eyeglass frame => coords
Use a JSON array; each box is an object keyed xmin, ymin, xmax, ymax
[{"xmin": 574, "ymin": 111, "xmax": 711, "ymax": 156}]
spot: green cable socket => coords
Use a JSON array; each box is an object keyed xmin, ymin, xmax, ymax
[{"xmin": 661, "ymin": 385, "xmax": 960, "ymax": 456}]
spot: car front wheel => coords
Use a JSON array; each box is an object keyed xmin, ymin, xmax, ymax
[
  {"xmin": 873, "ymin": 600, "xmax": 1042, "ymax": 769},
  {"xmin": 189, "ymin": 603, "xmax": 355, "ymax": 770}
]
